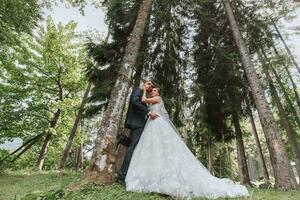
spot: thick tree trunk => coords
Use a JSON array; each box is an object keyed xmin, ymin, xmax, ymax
[
  {"xmin": 261, "ymin": 50, "xmax": 300, "ymax": 130},
  {"xmin": 223, "ymin": 0, "xmax": 297, "ymax": 189},
  {"xmin": 115, "ymin": 128, "xmax": 130, "ymax": 173},
  {"xmin": 78, "ymin": 0, "xmax": 153, "ymax": 185},
  {"xmin": 232, "ymin": 112, "xmax": 251, "ymax": 186},
  {"xmin": 113, "ymin": 86, "xmax": 133, "ymax": 173},
  {"xmin": 248, "ymin": 107, "xmax": 270, "ymax": 183},
  {"xmin": 133, "ymin": 62, "xmax": 144, "ymax": 88},
  {"xmin": 59, "ymin": 82, "xmax": 92, "ymax": 170},
  {"xmin": 259, "ymin": 50, "xmax": 300, "ymax": 180},
  {"xmin": 36, "ymin": 109, "xmax": 61, "ymax": 170},
  {"xmin": 272, "ymin": 45, "xmax": 300, "ymax": 110},
  {"xmin": 273, "ymin": 22, "xmax": 300, "ymax": 75}
]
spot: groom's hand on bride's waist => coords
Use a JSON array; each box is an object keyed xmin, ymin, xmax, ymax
[{"xmin": 148, "ymin": 111, "xmax": 159, "ymax": 120}]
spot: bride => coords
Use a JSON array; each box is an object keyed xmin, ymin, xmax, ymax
[{"xmin": 125, "ymin": 86, "xmax": 250, "ymax": 199}]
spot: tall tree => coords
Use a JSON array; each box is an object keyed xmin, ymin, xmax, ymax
[
  {"xmin": 232, "ymin": 111, "xmax": 251, "ymax": 186},
  {"xmin": 0, "ymin": 0, "xmax": 40, "ymax": 48},
  {"xmin": 268, "ymin": 60, "xmax": 300, "ymax": 130},
  {"xmin": 247, "ymin": 105, "xmax": 270, "ymax": 183},
  {"xmin": 271, "ymin": 45, "xmax": 300, "ymax": 110},
  {"xmin": 83, "ymin": 0, "xmax": 144, "ymax": 118},
  {"xmin": 190, "ymin": 0, "xmax": 249, "ymax": 181},
  {"xmin": 259, "ymin": 49, "xmax": 300, "ymax": 179},
  {"xmin": 13, "ymin": 17, "xmax": 86, "ymax": 170},
  {"xmin": 0, "ymin": 0, "xmax": 41, "ymax": 141},
  {"xmin": 272, "ymin": 22, "xmax": 300, "ymax": 75},
  {"xmin": 222, "ymin": 0, "xmax": 297, "ymax": 189},
  {"xmin": 58, "ymin": 81, "xmax": 91, "ymax": 170},
  {"xmin": 144, "ymin": 0, "xmax": 189, "ymax": 135},
  {"xmin": 79, "ymin": 0, "xmax": 153, "ymax": 185}
]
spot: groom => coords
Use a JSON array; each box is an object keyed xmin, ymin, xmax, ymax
[{"xmin": 116, "ymin": 80, "xmax": 159, "ymax": 183}]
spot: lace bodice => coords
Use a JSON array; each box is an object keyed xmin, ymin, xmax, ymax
[
  {"xmin": 149, "ymin": 97, "xmax": 169, "ymax": 119},
  {"xmin": 149, "ymin": 101, "xmax": 162, "ymax": 113}
]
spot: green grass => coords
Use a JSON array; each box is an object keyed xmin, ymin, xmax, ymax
[
  {"xmin": 0, "ymin": 169, "xmax": 81, "ymax": 200},
  {"xmin": 1, "ymin": 170, "xmax": 300, "ymax": 200}
]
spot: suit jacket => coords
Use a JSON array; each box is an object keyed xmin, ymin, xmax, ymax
[{"xmin": 125, "ymin": 87, "xmax": 150, "ymax": 129}]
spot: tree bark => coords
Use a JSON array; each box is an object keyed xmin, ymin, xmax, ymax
[
  {"xmin": 223, "ymin": 0, "xmax": 297, "ymax": 189},
  {"xmin": 272, "ymin": 45, "xmax": 300, "ymax": 110},
  {"xmin": 79, "ymin": 0, "xmax": 153, "ymax": 185},
  {"xmin": 247, "ymin": 106, "xmax": 270, "ymax": 183},
  {"xmin": 76, "ymin": 144, "xmax": 83, "ymax": 171},
  {"xmin": 232, "ymin": 111, "xmax": 252, "ymax": 186},
  {"xmin": 133, "ymin": 62, "xmax": 144, "ymax": 88},
  {"xmin": 59, "ymin": 82, "xmax": 92, "ymax": 170},
  {"xmin": 259, "ymin": 50, "xmax": 300, "ymax": 180},
  {"xmin": 273, "ymin": 22, "xmax": 300, "ymax": 75},
  {"xmin": 36, "ymin": 109, "xmax": 61, "ymax": 170},
  {"xmin": 115, "ymin": 128, "xmax": 130, "ymax": 173},
  {"xmin": 208, "ymin": 139, "xmax": 214, "ymax": 174}
]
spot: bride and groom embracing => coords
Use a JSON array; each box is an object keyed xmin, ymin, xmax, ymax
[{"xmin": 116, "ymin": 80, "xmax": 249, "ymax": 199}]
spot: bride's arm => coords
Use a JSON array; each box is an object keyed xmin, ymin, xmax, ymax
[{"xmin": 142, "ymin": 88, "xmax": 160, "ymax": 104}]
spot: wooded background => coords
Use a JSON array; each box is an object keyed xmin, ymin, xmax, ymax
[{"xmin": 1, "ymin": 0, "xmax": 300, "ymax": 191}]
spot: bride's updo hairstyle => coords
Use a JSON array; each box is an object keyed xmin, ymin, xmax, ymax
[
  {"xmin": 151, "ymin": 86, "xmax": 161, "ymax": 97},
  {"xmin": 150, "ymin": 80, "xmax": 162, "ymax": 97}
]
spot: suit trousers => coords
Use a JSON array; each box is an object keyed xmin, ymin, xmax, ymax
[{"xmin": 118, "ymin": 127, "xmax": 144, "ymax": 181}]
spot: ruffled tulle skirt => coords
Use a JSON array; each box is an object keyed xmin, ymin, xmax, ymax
[{"xmin": 125, "ymin": 116, "xmax": 249, "ymax": 199}]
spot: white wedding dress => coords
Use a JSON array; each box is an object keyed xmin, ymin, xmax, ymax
[{"xmin": 125, "ymin": 97, "xmax": 249, "ymax": 199}]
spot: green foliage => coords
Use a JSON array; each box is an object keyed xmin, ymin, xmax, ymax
[
  {"xmin": 1, "ymin": 16, "xmax": 85, "ymax": 138},
  {"xmin": 0, "ymin": 16, "xmax": 91, "ymax": 169},
  {"xmin": 143, "ymin": 0, "xmax": 189, "ymax": 127},
  {"xmin": 0, "ymin": 0, "xmax": 41, "ymax": 47},
  {"xmin": 83, "ymin": 0, "xmax": 143, "ymax": 118},
  {"xmin": 1, "ymin": 0, "xmax": 300, "ymax": 187},
  {"xmin": 190, "ymin": 0, "xmax": 246, "ymax": 144}
]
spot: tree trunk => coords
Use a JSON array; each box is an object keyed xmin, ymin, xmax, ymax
[
  {"xmin": 223, "ymin": 0, "xmax": 297, "ymax": 189},
  {"xmin": 232, "ymin": 111, "xmax": 251, "ymax": 186},
  {"xmin": 36, "ymin": 109, "xmax": 61, "ymax": 170},
  {"xmin": 261, "ymin": 50, "xmax": 300, "ymax": 130},
  {"xmin": 272, "ymin": 45, "xmax": 300, "ymax": 110},
  {"xmin": 59, "ymin": 82, "xmax": 92, "ymax": 170},
  {"xmin": 79, "ymin": 0, "xmax": 153, "ymax": 185},
  {"xmin": 76, "ymin": 144, "xmax": 83, "ymax": 171},
  {"xmin": 132, "ymin": 15, "xmax": 150, "ymax": 88},
  {"xmin": 273, "ymin": 22, "xmax": 300, "ymax": 75},
  {"xmin": 259, "ymin": 50, "xmax": 300, "ymax": 180},
  {"xmin": 133, "ymin": 62, "xmax": 144, "ymax": 88},
  {"xmin": 0, "ymin": 132, "xmax": 44, "ymax": 163},
  {"xmin": 115, "ymin": 85, "xmax": 135, "ymax": 172},
  {"xmin": 10, "ymin": 133, "xmax": 44, "ymax": 162},
  {"xmin": 115, "ymin": 128, "xmax": 130, "ymax": 173},
  {"xmin": 208, "ymin": 139, "xmax": 214, "ymax": 174},
  {"xmin": 247, "ymin": 107, "xmax": 270, "ymax": 183},
  {"xmin": 227, "ymin": 147, "xmax": 234, "ymax": 180}
]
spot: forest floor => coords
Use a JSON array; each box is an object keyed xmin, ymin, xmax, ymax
[{"xmin": 1, "ymin": 170, "xmax": 300, "ymax": 200}]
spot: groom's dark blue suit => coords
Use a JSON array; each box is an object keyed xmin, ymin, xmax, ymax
[{"xmin": 117, "ymin": 86, "xmax": 150, "ymax": 181}]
